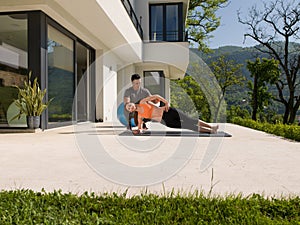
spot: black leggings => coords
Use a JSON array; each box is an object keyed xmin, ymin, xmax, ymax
[{"xmin": 161, "ymin": 108, "xmax": 199, "ymax": 132}]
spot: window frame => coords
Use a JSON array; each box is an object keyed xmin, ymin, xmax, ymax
[{"xmin": 149, "ymin": 3, "xmax": 183, "ymax": 42}]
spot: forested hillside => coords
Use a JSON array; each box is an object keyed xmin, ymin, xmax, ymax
[
  {"xmin": 189, "ymin": 45, "xmax": 280, "ymax": 114},
  {"xmin": 191, "ymin": 45, "xmax": 269, "ymax": 80}
]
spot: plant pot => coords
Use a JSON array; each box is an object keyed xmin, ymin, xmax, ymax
[{"xmin": 27, "ymin": 116, "xmax": 40, "ymax": 129}]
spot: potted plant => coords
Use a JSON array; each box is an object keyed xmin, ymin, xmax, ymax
[{"xmin": 11, "ymin": 72, "xmax": 52, "ymax": 129}]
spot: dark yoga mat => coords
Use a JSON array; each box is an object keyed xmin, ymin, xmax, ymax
[{"xmin": 119, "ymin": 130, "xmax": 232, "ymax": 137}]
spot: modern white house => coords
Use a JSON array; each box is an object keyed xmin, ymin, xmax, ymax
[{"xmin": 0, "ymin": 0, "xmax": 190, "ymax": 129}]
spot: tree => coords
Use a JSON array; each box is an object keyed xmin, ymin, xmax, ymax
[
  {"xmin": 171, "ymin": 76, "xmax": 211, "ymax": 121},
  {"xmin": 238, "ymin": 0, "xmax": 300, "ymax": 124},
  {"xmin": 210, "ymin": 55, "xmax": 245, "ymax": 121},
  {"xmin": 187, "ymin": 0, "xmax": 229, "ymax": 52},
  {"xmin": 247, "ymin": 58, "xmax": 280, "ymax": 121}
]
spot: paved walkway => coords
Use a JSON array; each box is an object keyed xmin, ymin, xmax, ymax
[{"xmin": 0, "ymin": 122, "xmax": 299, "ymax": 197}]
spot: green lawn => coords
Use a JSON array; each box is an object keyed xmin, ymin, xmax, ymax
[{"xmin": 0, "ymin": 189, "xmax": 299, "ymax": 224}]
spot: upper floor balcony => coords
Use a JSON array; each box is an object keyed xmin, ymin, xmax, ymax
[{"xmin": 142, "ymin": 1, "xmax": 190, "ymax": 79}]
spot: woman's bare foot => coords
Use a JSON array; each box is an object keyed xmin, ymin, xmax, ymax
[
  {"xmin": 211, "ymin": 125, "xmax": 219, "ymax": 134},
  {"xmin": 199, "ymin": 127, "xmax": 212, "ymax": 133},
  {"xmin": 199, "ymin": 125, "xmax": 219, "ymax": 134}
]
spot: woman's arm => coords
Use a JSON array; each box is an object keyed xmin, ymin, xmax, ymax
[
  {"xmin": 132, "ymin": 116, "xmax": 144, "ymax": 135},
  {"xmin": 140, "ymin": 94, "xmax": 168, "ymax": 106},
  {"xmin": 137, "ymin": 116, "xmax": 143, "ymax": 130}
]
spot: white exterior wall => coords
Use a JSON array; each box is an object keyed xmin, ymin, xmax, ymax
[
  {"xmin": 117, "ymin": 64, "xmax": 135, "ymax": 104},
  {"xmin": 96, "ymin": 50, "xmax": 127, "ymax": 122},
  {"xmin": 102, "ymin": 65, "xmax": 117, "ymax": 122},
  {"xmin": 143, "ymin": 42, "xmax": 189, "ymax": 79}
]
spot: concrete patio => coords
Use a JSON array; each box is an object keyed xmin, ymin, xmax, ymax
[{"xmin": 0, "ymin": 122, "xmax": 299, "ymax": 197}]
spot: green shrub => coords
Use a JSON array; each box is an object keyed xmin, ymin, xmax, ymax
[
  {"xmin": 11, "ymin": 72, "xmax": 52, "ymax": 120},
  {"xmin": 0, "ymin": 190, "xmax": 299, "ymax": 224},
  {"xmin": 231, "ymin": 117, "xmax": 300, "ymax": 142},
  {"xmin": 227, "ymin": 106, "xmax": 251, "ymax": 122}
]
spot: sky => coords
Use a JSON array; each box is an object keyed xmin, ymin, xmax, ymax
[{"xmin": 208, "ymin": 0, "xmax": 264, "ymax": 49}]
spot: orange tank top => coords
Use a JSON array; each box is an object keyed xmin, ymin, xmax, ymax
[{"xmin": 138, "ymin": 103, "xmax": 154, "ymax": 118}]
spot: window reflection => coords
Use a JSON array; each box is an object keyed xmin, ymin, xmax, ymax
[
  {"xmin": 144, "ymin": 71, "xmax": 165, "ymax": 97},
  {"xmin": 150, "ymin": 5, "xmax": 163, "ymax": 41},
  {"xmin": 0, "ymin": 14, "xmax": 28, "ymax": 127},
  {"xmin": 166, "ymin": 5, "xmax": 179, "ymax": 41},
  {"xmin": 47, "ymin": 25, "xmax": 74, "ymax": 124}
]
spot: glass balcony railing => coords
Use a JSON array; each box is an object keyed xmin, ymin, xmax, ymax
[{"xmin": 121, "ymin": 0, "xmax": 143, "ymax": 40}]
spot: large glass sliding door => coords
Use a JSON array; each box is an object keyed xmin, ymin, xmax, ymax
[
  {"xmin": 0, "ymin": 13, "xmax": 28, "ymax": 127},
  {"xmin": 47, "ymin": 23, "xmax": 94, "ymax": 127},
  {"xmin": 47, "ymin": 25, "xmax": 74, "ymax": 125}
]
